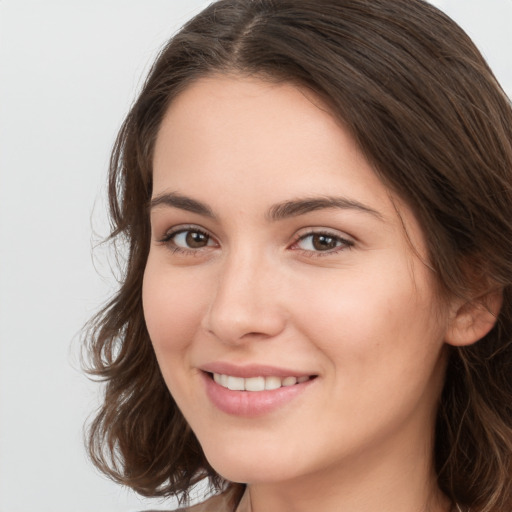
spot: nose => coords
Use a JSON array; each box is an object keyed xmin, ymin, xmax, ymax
[{"xmin": 202, "ymin": 250, "xmax": 287, "ymax": 345}]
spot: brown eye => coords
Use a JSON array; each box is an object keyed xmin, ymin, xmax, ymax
[
  {"xmin": 185, "ymin": 230, "xmax": 210, "ymax": 248},
  {"xmin": 167, "ymin": 229, "xmax": 215, "ymax": 250},
  {"xmin": 311, "ymin": 234, "xmax": 339, "ymax": 251},
  {"xmin": 294, "ymin": 232, "xmax": 353, "ymax": 254}
]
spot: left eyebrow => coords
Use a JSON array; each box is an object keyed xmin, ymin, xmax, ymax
[
  {"xmin": 267, "ymin": 196, "xmax": 384, "ymax": 221},
  {"xmin": 149, "ymin": 191, "xmax": 215, "ymax": 218}
]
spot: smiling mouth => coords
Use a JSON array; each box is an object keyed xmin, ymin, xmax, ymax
[{"xmin": 210, "ymin": 372, "xmax": 316, "ymax": 392}]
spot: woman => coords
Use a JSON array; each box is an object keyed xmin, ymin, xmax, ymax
[{"xmin": 84, "ymin": 1, "xmax": 512, "ymax": 511}]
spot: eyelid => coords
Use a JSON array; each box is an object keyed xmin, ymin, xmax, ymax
[
  {"xmin": 157, "ymin": 223, "xmax": 212, "ymax": 241},
  {"xmin": 157, "ymin": 224, "xmax": 219, "ymax": 255},
  {"xmin": 289, "ymin": 227, "xmax": 355, "ymax": 255}
]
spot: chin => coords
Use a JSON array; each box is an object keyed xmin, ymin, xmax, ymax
[{"xmin": 202, "ymin": 442, "xmax": 299, "ymax": 485}]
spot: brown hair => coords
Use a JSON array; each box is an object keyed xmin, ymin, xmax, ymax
[{"xmin": 84, "ymin": 1, "xmax": 512, "ymax": 510}]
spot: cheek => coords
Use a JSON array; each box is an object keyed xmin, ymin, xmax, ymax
[
  {"xmin": 290, "ymin": 257, "xmax": 444, "ymax": 368},
  {"xmin": 142, "ymin": 260, "xmax": 207, "ymax": 355},
  {"xmin": 290, "ymin": 262, "xmax": 447, "ymax": 433}
]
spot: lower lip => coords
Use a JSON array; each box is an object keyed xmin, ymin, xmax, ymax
[{"xmin": 202, "ymin": 372, "xmax": 314, "ymax": 417}]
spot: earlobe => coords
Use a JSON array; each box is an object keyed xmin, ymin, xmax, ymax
[{"xmin": 445, "ymin": 288, "xmax": 503, "ymax": 347}]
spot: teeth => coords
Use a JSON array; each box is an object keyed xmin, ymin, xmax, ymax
[
  {"xmin": 212, "ymin": 373, "xmax": 310, "ymax": 391},
  {"xmin": 214, "ymin": 373, "xmax": 230, "ymax": 387},
  {"xmin": 265, "ymin": 376, "xmax": 282, "ymax": 390},
  {"xmin": 245, "ymin": 376, "xmax": 265, "ymax": 392},
  {"xmin": 227, "ymin": 376, "xmax": 245, "ymax": 391},
  {"xmin": 282, "ymin": 376, "xmax": 297, "ymax": 386}
]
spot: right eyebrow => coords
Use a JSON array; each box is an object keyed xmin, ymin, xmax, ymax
[
  {"xmin": 266, "ymin": 196, "xmax": 384, "ymax": 221},
  {"xmin": 149, "ymin": 191, "xmax": 215, "ymax": 218}
]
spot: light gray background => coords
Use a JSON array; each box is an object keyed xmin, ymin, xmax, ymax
[{"xmin": 0, "ymin": 1, "xmax": 511, "ymax": 511}]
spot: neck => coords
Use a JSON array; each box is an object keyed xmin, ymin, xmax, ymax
[
  {"xmin": 240, "ymin": 468, "xmax": 449, "ymax": 512},
  {"xmin": 237, "ymin": 427, "xmax": 450, "ymax": 512}
]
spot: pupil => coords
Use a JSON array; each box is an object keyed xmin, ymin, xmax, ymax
[
  {"xmin": 186, "ymin": 231, "xmax": 208, "ymax": 248},
  {"xmin": 313, "ymin": 234, "xmax": 337, "ymax": 251}
]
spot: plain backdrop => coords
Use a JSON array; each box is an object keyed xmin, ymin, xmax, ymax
[{"xmin": 0, "ymin": 1, "xmax": 511, "ymax": 511}]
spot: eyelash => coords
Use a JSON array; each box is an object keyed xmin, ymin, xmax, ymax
[
  {"xmin": 291, "ymin": 231, "xmax": 354, "ymax": 257},
  {"xmin": 158, "ymin": 226, "xmax": 354, "ymax": 257},
  {"xmin": 158, "ymin": 226, "xmax": 216, "ymax": 256}
]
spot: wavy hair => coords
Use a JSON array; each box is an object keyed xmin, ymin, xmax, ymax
[{"xmin": 84, "ymin": 1, "xmax": 512, "ymax": 510}]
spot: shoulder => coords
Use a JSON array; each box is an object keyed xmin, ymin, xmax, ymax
[
  {"xmin": 176, "ymin": 491, "xmax": 237, "ymax": 512},
  {"xmin": 143, "ymin": 486, "xmax": 245, "ymax": 512}
]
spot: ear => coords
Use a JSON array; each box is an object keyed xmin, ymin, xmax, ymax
[{"xmin": 445, "ymin": 288, "xmax": 503, "ymax": 347}]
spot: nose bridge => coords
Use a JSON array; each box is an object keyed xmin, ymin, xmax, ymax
[{"xmin": 204, "ymin": 243, "xmax": 285, "ymax": 343}]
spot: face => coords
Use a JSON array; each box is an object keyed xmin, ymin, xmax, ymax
[{"xmin": 143, "ymin": 75, "xmax": 453, "ymax": 487}]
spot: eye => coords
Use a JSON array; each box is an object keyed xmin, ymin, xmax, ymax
[
  {"xmin": 292, "ymin": 231, "xmax": 354, "ymax": 254},
  {"xmin": 173, "ymin": 230, "xmax": 212, "ymax": 248},
  {"xmin": 159, "ymin": 226, "xmax": 217, "ymax": 253}
]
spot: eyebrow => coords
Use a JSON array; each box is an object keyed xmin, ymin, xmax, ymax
[
  {"xmin": 149, "ymin": 192, "xmax": 383, "ymax": 221},
  {"xmin": 150, "ymin": 192, "xmax": 215, "ymax": 218},
  {"xmin": 267, "ymin": 196, "xmax": 384, "ymax": 221}
]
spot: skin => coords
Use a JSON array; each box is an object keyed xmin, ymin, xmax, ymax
[{"xmin": 143, "ymin": 75, "xmax": 458, "ymax": 512}]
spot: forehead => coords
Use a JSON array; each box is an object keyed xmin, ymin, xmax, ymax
[
  {"xmin": 155, "ymin": 74, "xmax": 340, "ymax": 153},
  {"xmin": 153, "ymin": 75, "xmax": 387, "ymax": 205}
]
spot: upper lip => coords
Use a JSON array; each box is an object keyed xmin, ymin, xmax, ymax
[{"xmin": 200, "ymin": 362, "xmax": 315, "ymax": 378}]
